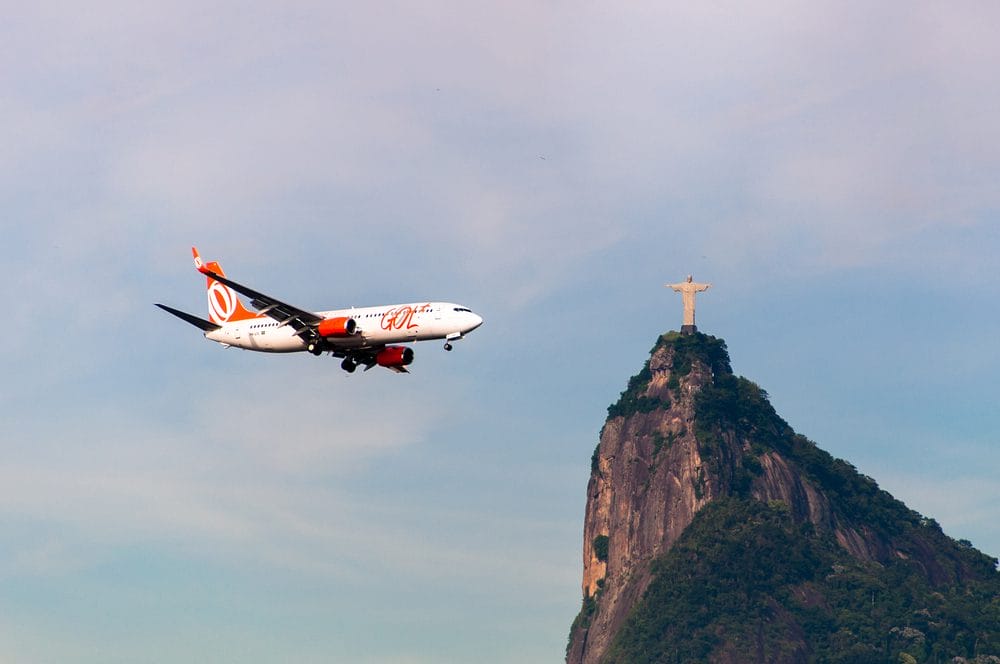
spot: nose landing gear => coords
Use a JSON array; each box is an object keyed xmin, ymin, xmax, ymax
[{"xmin": 444, "ymin": 331, "xmax": 463, "ymax": 352}]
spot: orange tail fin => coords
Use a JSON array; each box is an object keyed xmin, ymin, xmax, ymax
[{"xmin": 192, "ymin": 247, "xmax": 259, "ymax": 324}]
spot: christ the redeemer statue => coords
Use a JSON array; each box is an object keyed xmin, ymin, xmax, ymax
[{"xmin": 666, "ymin": 275, "xmax": 711, "ymax": 334}]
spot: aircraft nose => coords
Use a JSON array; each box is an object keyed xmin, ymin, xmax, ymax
[{"xmin": 468, "ymin": 312, "xmax": 484, "ymax": 331}]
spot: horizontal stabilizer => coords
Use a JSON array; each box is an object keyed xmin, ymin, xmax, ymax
[{"xmin": 155, "ymin": 303, "xmax": 222, "ymax": 332}]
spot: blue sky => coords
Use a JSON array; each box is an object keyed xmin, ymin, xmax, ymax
[{"xmin": 2, "ymin": 2, "xmax": 998, "ymax": 662}]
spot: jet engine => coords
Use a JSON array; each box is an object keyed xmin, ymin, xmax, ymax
[
  {"xmin": 376, "ymin": 346, "xmax": 414, "ymax": 368},
  {"xmin": 317, "ymin": 316, "xmax": 358, "ymax": 338}
]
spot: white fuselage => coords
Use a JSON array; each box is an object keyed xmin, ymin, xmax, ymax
[{"xmin": 204, "ymin": 301, "xmax": 483, "ymax": 352}]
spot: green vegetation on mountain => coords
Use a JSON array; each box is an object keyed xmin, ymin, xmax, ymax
[
  {"xmin": 606, "ymin": 332, "xmax": 731, "ymax": 419},
  {"xmin": 605, "ymin": 356, "xmax": 661, "ymax": 419},
  {"xmin": 593, "ymin": 535, "xmax": 610, "ymax": 563},
  {"xmin": 602, "ymin": 498, "xmax": 1000, "ymax": 663}
]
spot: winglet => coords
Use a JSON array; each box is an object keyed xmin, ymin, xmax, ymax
[{"xmin": 192, "ymin": 246, "xmax": 210, "ymax": 274}]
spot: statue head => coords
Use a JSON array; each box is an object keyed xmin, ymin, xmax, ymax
[{"xmin": 686, "ymin": 275, "xmax": 693, "ymax": 282}]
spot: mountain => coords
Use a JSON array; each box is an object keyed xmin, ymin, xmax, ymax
[{"xmin": 566, "ymin": 331, "xmax": 999, "ymax": 664}]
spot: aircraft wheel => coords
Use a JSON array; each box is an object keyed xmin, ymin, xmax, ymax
[
  {"xmin": 341, "ymin": 358, "xmax": 357, "ymax": 373},
  {"xmin": 444, "ymin": 343, "xmax": 453, "ymax": 351}
]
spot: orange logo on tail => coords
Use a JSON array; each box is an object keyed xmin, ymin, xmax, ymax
[
  {"xmin": 193, "ymin": 248, "xmax": 259, "ymax": 324},
  {"xmin": 207, "ymin": 281, "xmax": 241, "ymax": 323}
]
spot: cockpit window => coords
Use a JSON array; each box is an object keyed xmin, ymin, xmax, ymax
[{"xmin": 454, "ymin": 307, "xmax": 472, "ymax": 313}]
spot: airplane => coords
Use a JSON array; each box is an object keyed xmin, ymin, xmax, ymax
[{"xmin": 156, "ymin": 247, "xmax": 483, "ymax": 373}]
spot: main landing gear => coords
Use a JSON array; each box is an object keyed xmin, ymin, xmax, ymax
[
  {"xmin": 315, "ymin": 346, "xmax": 363, "ymax": 373},
  {"xmin": 332, "ymin": 350, "xmax": 364, "ymax": 374}
]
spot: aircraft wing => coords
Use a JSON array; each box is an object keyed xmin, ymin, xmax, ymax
[{"xmin": 195, "ymin": 257, "xmax": 324, "ymax": 338}]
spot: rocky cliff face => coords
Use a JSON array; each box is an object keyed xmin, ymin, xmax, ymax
[
  {"xmin": 568, "ymin": 334, "xmax": 719, "ymax": 664},
  {"xmin": 566, "ymin": 332, "xmax": 998, "ymax": 664}
]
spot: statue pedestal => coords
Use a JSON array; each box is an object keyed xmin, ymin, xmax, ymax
[{"xmin": 681, "ymin": 325, "xmax": 698, "ymax": 335}]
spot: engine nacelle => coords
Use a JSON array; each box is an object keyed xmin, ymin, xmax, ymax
[
  {"xmin": 376, "ymin": 346, "xmax": 414, "ymax": 368},
  {"xmin": 317, "ymin": 316, "xmax": 358, "ymax": 338}
]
